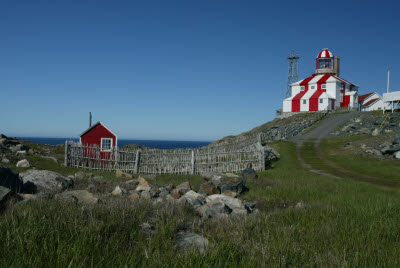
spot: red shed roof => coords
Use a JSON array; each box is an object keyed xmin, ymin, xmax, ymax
[
  {"xmin": 362, "ymin": 98, "xmax": 379, "ymax": 107},
  {"xmin": 358, "ymin": 93, "xmax": 374, "ymax": 102},
  {"xmin": 80, "ymin": 122, "xmax": 117, "ymax": 137}
]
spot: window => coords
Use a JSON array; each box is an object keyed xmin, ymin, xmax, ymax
[
  {"xmin": 318, "ymin": 59, "xmax": 332, "ymax": 69},
  {"xmin": 321, "ymin": 84, "xmax": 326, "ymax": 89},
  {"xmin": 300, "ymin": 86, "xmax": 305, "ymax": 91},
  {"xmin": 101, "ymin": 138, "xmax": 113, "ymax": 152},
  {"xmin": 311, "ymin": 85, "xmax": 315, "ymax": 89},
  {"xmin": 303, "ymin": 100, "xmax": 306, "ymax": 104},
  {"xmin": 319, "ymin": 99, "xmax": 323, "ymax": 103}
]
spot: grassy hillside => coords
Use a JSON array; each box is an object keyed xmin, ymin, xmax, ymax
[{"xmin": 1, "ymin": 140, "xmax": 400, "ymax": 266}]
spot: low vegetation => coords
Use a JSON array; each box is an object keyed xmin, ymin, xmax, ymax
[{"xmin": 2, "ymin": 140, "xmax": 400, "ymax": 266}]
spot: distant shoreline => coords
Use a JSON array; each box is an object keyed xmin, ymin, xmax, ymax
[{"xmin": 17, "ymin": 137, "xmax": 211, "ymax": 149}]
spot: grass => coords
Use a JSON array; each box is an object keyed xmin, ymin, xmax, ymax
[{"xmin": 2, "ymin": 141, "xmax": 400, "ymax": 266}]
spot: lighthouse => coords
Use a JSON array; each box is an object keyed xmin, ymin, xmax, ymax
[{"xmin": 283, "ymin": 48, "xmax": 358, "ymax": 113}]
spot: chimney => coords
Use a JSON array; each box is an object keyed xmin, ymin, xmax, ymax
[{"xmin": 334, "ymin": 56, "xmax": 340, "ymax": 77}]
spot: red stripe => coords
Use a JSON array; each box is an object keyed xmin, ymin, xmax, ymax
[
  {"xmin": 309, "ymin": 90, "xmax": 324, "ymax": 111},
  {"xmin": 316, "ymin": 74, "xmax": 331, "ymax": 92},
  {"xmin": 292, "ymin": 76, "xmax": 314, "ymax": 112}
]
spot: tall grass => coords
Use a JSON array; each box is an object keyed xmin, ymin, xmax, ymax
[{"xmin": 1, "ymin": 142, "xmax": 400, "ymax": 266}]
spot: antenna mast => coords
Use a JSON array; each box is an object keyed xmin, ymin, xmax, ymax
[
  {"xmin": 286, "ymin": 51, "xmax": 300, "ymax": 98},
  {"xmin": 387, "ymin": 70, "xmax": 390, "ymax": 93},
  {"xmin": 89, "ymin": 112, "xmax": 92, "ymax": 128}
]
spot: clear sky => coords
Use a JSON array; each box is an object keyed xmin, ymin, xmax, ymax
[{"xmin": 1, "ymin": 0, "xmax": 399, "ymax": 141}]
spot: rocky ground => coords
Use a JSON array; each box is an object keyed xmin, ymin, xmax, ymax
[
  {"xmin": 0, "ymin": 132, "xmax": 261, "ymax": 253},
  {"xmin": 334, "ymin": 112, "xmax": 400, "ymax": 137}
]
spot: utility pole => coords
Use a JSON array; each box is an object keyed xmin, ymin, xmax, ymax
[{"xmin": 89, "ymin": 112, "xmax": 92, "ymax": 128}]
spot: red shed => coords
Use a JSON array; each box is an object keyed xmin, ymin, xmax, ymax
[{"xmin": 80, "ymin": 122, "xmax": 117, "ymax": 151}]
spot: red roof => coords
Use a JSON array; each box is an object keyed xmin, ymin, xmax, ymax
[
  {"xmin": 362, "ymin": 98, "xmax": 379, "ymax": 107},
  {"xmin": 358, "ymin": 93, "xmax": 374, "ymax": 102}
]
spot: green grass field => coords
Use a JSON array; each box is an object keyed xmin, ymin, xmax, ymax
[{"xmin": 1, "ymin": 141, "xmax": 400, "ymax": 266}]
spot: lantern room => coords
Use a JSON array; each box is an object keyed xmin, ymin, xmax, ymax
[{"xmin": 315, "ymin": 48, "xmax": 340, "ymax": 76}]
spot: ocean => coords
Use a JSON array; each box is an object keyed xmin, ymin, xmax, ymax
[{"xmin": 18, "ymin": 137, "xmax": 211, "ymax": 149}]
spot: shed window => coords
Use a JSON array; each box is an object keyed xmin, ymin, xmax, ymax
[
  {"xmin": 303, "ymin": 100, "xmax": 306, "ymax": 104},
  {"xmin": 101, "ymin": 138, "xmax": 113, "ymax": 152},
  {"xmin": 300, "ymin": 86, "xmax": 305, "ymax": 91},
  {"xmin": 321, "ymin": 84, "xmax": 326, "ymax": 89},
  {"xmin": 319, "ymin": 99, "xmax": 323, "ymax": 103},
  {"xmin": 311, "ymin": 85, "xmax": 315, "ymax": 89}
]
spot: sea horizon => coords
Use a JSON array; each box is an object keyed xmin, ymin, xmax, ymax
[{"xmin": 16, "ymin": 136, "xmax": 212, "ymax": 149}]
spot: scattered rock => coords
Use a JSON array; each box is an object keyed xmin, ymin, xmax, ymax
[
  {"xmin": 176, "ymin": 181, "xmax": 191, "ymax": 194},
  {"xmin": 140, "ymin": 190, "xmax": 151, "ymax": 200},
  {"xmin": 171, "ymin": 188, "xmax": 181, "ymax": 199},
  {"xmin": 0, "ymin": 185, "xmax": 11, "ymax": 204},
  {"xmin": 222, "ymin": 190, "xmax": 237, "ymax": 198},
  {"xmin": 207, "ymin": 194, "xmax": 243, "ymax": 210},
  {"xmin": 295, "ymin": 202, "xmax": 305, "ymax": 209},
  {"xmin": 111, "ymin": 185, "xmax": 127, "ymax": 196},
  {"xmin": 1, "ymin": 158, "xmax": 10, "ymax": 164},
  {"xmin": 16, "ymin": 159, "xmax": 30, "ymax": 168},
  {"xmin": 199, "ymin": 182, "xmax": 220, "ymax": 196},
  {"xmin": 196, "ymin": 199, "xmax": 230, "ymax": 219},
  {"xmin": 57, "ymin": 190, "xmax": 100, "ymax": 205},
  {"xmin": 219, "ymin": 179, "xmax": 248, "ymax": 195},
  {"xmin": 241, "ymin": 167, "xmax": 258, "ymax": 180},
  {"xmin": 20, "ymin": 170, "xmax": 74, "ymax": 194},
  {"xmin": 182, "ymin": 190, "xmax": 206, "ymax": 208},
  {"xmin": 230, "ymin": 207, "xmax": 248, "ymax": 216},
  {"xmin": 395, "ymin": 151, "xmax": 400, "ymax": 159},
  {"xmin": 372, "ymin": 128, "xmax": 381, "ymax": 136},
  {"xmin": 116, "ymin": 169, "xmax": 133, "ymax": 179},
  {"xmin": 177, "ymin": 232, "xmax": 209, "ymax": 254}
]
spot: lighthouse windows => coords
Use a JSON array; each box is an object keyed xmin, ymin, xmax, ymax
[
  {"xmin": 311, "ymin": 86, "xmax": 315, "ymax": 89},
  {"xmin": 322, "ymin": 84, "xmax": 326, "ymax": 89},
  {"xmin": 303, "ymin": 100, "xmax": 307, "ymax": 104},
  {"xmin": 300, "ymin": 86, "xmax": 305, "ymax": 91},
  {"xmin": 320, "ymin": 99, "xmax": 323, "ymax": 103}
]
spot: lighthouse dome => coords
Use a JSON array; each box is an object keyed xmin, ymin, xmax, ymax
[{"xmin": 317, "ymin": 48, "xmax": 334, "ymax": 58}]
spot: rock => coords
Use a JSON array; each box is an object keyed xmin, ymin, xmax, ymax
[
  {"xmin": 0, "ymin": 166, "xmax": 23, "ymax": 192},
  {"xmin": 372, "ymin": 128, "xmax": 381, "ymax": 136},
  {"xmin": 141, "ymin": 222, "xmax": 155, "ymax": 236},
  {"xmin": 16, "ymin": 151, "xmax": 26, "ymax": 155},
  {"xmin": 16, "ymin": 159, "xmax": 30, "ymax": 168},
  {"xmin": 165, "ymin": 194, "xmax": 175, "ymax": 202},
  {"xmin": 359, "ymin": 128, "xmax": 370, "ymax": 135},
  {"xmin": 136, "ymin": 176, "xmax": 151, "ymax": 191},
  {"xmin": 171, "ymin": 189, "xmax": 181, "ymax": 199},
  {"xmin": 219, "ymin": 179, "xmax": 248, "ymax": 194},
  {"xmin": 230, "ymin": 207, "xmax": 248, "ymax": 216},
  {"xmin": 384, "ymin": 129, "xmax": 393, "ymax": 133},
  {"xmin": 136, "ymin": 185, "xmax": 151, "ymax": 192},
  {"xmin": 116, "ymin": 169, "xmax": 133, "ymax": 179},
  {"xmin": 207, "ymin": 194, "xmax": 243, "ymax": 210},
  {"xmin": 176, "ymin": 232, "xmax": 209, "ymax": 254},
  {"xmin": 222, "ymin": 190, "xmax": 237, "ymax": 198},
  {"xmin": 244, "ymin": 201, "xmax": 257, "ymax": 212},
  {"xmin": 176, "ymin": 181, "xmax": 191, "ymax": 194},
  {"xmin": 128, "ymin": 192, "xmax": 140, "ymax": 200},
  {"xmin": 209, "ymin": 174, "xmax": 228, "ymax": 186},
  {"xmin": 382, "ymin": 144, "xmax": 400, "ymax": 155},
  {"xmin": 225, "ymin": 173, "xmax": 240, "ymax": 178},
  {"xmin": 295, "ymin": 202, "xmax": 305, "ymax": 209},
  {"xmin": 124, "ymin": 179, "xmax": 138, "ymax": 185},
  {"xmin": 140, "ymin": 191, "xmax": 151, "ymax": 200},
  {"xmin": 199, "ymin": 182, "xmax": 220, "ymax": 196},
  {"xmin": 1, "ymin": 158, "xmax": 10, "ymax": 164},
  {"xmin": 0, "ymin": 185, "xmax": 11, "ymax": 203},
  {"xmin": 18, "ymin": 193, "xmax": 37, "ymax": 200},
  {"xmin": 201, "ymin": 172, "xmax": 222, "ymax": 181},
  {"xmin": 395, "ymin": 151, "xmax": 400, "ymax": 159},
  {"xmin": 182, "ymin": 190, "xmax": 206, "ymax": 208},
  {"xmin": 9, "ymin": 144, "xmax": 29, "ymax": 153},
  {"xmin": 57, "ymin": 190, "xmax": 100, "ymax": 205},
  {"xmin": 196, "ymin": 199, "xmax": 230, "ymax": 219},
  {"xmin": 20, "ymin": 170, "xmax": 74, "ymax": 194},
  {"xmin": 241, "ymin": 168, "xmax": 258, "ymax": 180},
  {"xmin": 111, "ymin": 186, "xmax": 127, "ymax": 196}
]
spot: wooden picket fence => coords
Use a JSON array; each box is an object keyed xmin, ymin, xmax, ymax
[{"xmin": 64, "ymin": 141, "xmax": 268, "ymax": 174}]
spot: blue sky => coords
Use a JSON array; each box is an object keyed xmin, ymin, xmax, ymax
[{"xmin": 1, "ymin": 0, "xmax": 399, "ymax": 141}]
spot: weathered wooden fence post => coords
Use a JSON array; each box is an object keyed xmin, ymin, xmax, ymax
[
  {"xmin": 134, "ymin": 149, "xmax": 141, "ymax": 174},
  {"xmin": 191, "ymin": 150, "xmax": 195, "ymax": 174},
  {"xmin": 64, "ymin": 141, "xmax": 68, "ymax": 167}
]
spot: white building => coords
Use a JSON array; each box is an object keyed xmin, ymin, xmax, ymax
[
  {"xmin": 283, "ymin": 48, "xmax": 359, "ymax": 113},
  {"xmin": 358, "ymin": 92, "xmax": 390, "ymax": 111},
  {"xmin": 383, "ymin": 91, "xmax": 400, "ymax": 112}
]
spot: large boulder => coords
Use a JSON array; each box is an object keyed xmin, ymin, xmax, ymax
[
  {"xmin": 199, "ymin": 182, "xmax": 220, "ymax": 196},
  {"xmin": 116, "ymin": 169, "xmax": 133, "ymax": 179},
  {"xmin": 0, "ymin": 166, "xmax": 23, "ymax": 192},
  {"xmin": 219, "ymin": 179, "xmax": 248, "ymax": 194},
  {"xmin": 241, "ymin": 168, "xmax": 257, "ymax": 180},
  {"xmin": 16, "ymin": 159, "xmax": 30, "ymax": 168},
  {"xmin": 0, "ymin": 186, "xmax": 11, "ymax": 204},
  {"xmin": 182, "ymin": 190, "xmax": 206, "ymax": 208},
  {"xmin": 136, "ymin": 176, "xmax": 151, "ymax": 192},
  {"xmin": 196, "ymin": 199, "xmax": 230, "ymax": 219},
  {"xmin": 20, "ymin": 170, "xmax": 74, "ymax": 193},
  {"xmin": 57, "ymin": 190, "xmax": 100, "ymax": 205},
  {"xmin": 176, "ymin": 181, "xmax": 191, "ymax": 194},
  {"xmin": 176, "ymin": 232, "xmax": 209, "ymax": 254},
  {"xmin": 207, "ymin": 194, "xmax": 244, "ymax": 210},
  {"xmin": 111, "ymin": 185, "xmax": 127, "ymax": 196}
]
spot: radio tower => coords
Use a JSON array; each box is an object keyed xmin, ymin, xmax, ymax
[{"xmin": 286, "ymin": 51, "xmax": 299, "ymax": 98}]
